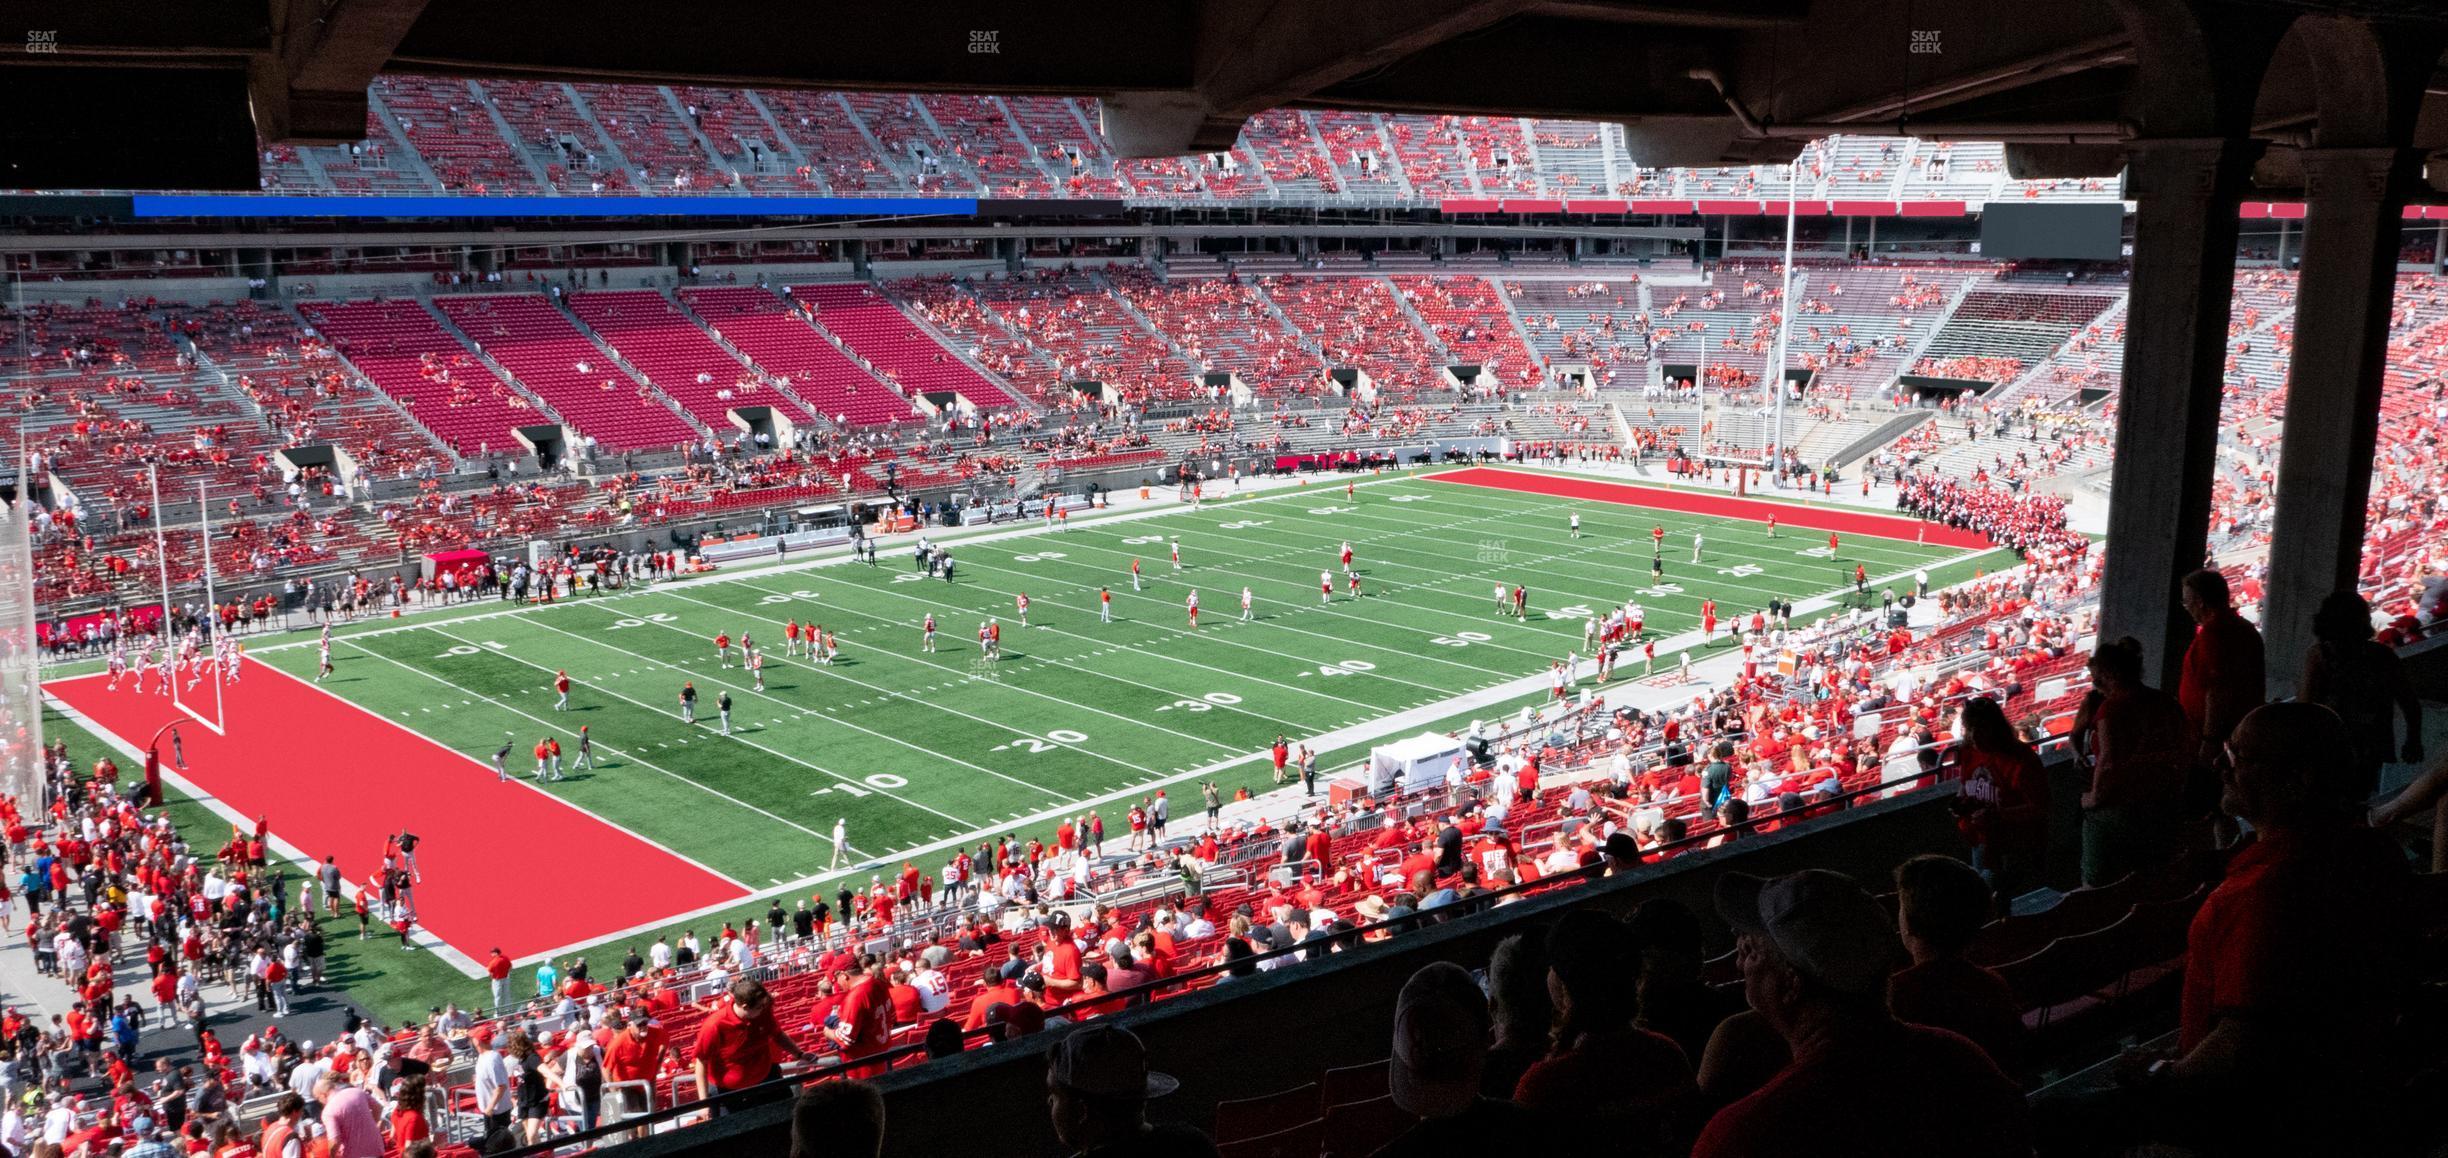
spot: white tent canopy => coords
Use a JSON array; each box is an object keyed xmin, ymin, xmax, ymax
[{"xmin": 1369, "ymin": 732, "xmax": 1467, "ymax": 797}]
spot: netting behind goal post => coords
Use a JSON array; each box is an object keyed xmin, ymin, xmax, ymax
[{"xmin": 0, "ymin": 496, "xmax": 43, "ymax": 805}]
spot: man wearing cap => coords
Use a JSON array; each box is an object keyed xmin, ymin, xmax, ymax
[
  {"xmin": 1694, "ymin": 868, "xmax": 2028, "ymax": 1157},
  {"xmin": 1045, "ymin": 1025, "xmax": 1215, "ymax": 1158},
  {"xmin": 1378, "ymin": 961, "xmax": 1547, "ymax": 1154}
]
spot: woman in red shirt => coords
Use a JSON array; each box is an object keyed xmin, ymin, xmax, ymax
[
  {"xmin": 1947, "ymin": 696, "xmax": 2048, "ymax": 913},
  {"xmin": 389, "ymin": 1074, "xmax": 431, "ymax": 1146}
]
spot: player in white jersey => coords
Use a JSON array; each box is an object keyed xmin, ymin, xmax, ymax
[
  {"xmin": 749, "ymin": 646, "xmax": 766, "ymax": 692},
  {"xmin": 922, "ymin": 613, "xmax": 938, "ymax": 652},
  {"xmin": 1320, "ymin": 570, "xmax": 1334, "ymax": 604},
  {"xmin": 1185, "ymin": 589, "xmax": 1200, "ymax": 627},
  {"xmin": 820, "ymin": 628, "xmax": 838, "ymax": 666},
  {"xmin": 1494, "ymin": 583, "xmax": 1510, "ymax": 614},
  {"xmin": 1016, "ymin": 592, "xmax": 1031, "ymax": 628},
  {"xmin": 1583, "ymin": 616, "xmax": 1599, "ymax": 652},
  {"xmin": 136, "ymin": 649, "xmax": 161, "ymax": 695},
  {"xmin": 1690, "ymin": 531, "xmax": 1704, "ymax": 563},
  {"xmin": 1170, "ymin": 539, "xmax": 1182, "ymax": 571},
  {"xmin": 316, "ymin": 638, "xmax": 334, "ymax": 683},
  {"xmin": 1569, "ymin": 512, "xmax": 1581, "ymax": 539},
  {"xmin": 1241, "ymin": 586, "xmax": 1254, "ymax": 621},
  {"xmin": 105, "ymin": 648, "xmax": 127, "ymax": 691}
]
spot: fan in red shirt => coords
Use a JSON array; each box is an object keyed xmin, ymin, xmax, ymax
[
  {"xmin": 2096, "ymin": 703, "xmax": 2413, "ymax": 1154},
  {"xmin": 2176, "ymin": 569, "xmax": 2264, "ymax": 761},
  {"xmin": 690, "ymin": 978, "xmax": 812, "ymax": 1100},
  {"xmin": 827, "ymin": 964, "xmax": 895, "ymax": 1077}
]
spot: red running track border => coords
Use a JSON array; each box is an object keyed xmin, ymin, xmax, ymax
[
  {"xmin": 47, "ymin": 666, "xmax": 749, "ymax": 963},
  {"xmin": 1425, "ymin": 467, "xmax": 1995, "ymax": 549}
]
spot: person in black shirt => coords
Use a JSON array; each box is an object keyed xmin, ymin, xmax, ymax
[
  {"xmin": 793, "ymin": 902, "xmax": 816, "ymax": 943},
  {"xmin": 622, "ymin": 947, "xmax": 645, "ymax": 979}
]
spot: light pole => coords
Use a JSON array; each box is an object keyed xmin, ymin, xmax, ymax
[{"xmin": 1770, "ymin": 157, "xmax": 1801, "ymax": 485}]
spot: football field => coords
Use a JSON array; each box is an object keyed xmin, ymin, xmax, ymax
[{"xmin": 45, "ymin": 465, "xmax": 2010, "ymax": 1014}]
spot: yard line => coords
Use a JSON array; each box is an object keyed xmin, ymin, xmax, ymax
[
  {"xmin": 647, "ymin": 584, "xmax": 1328, "ymax": 740},
  {"xmin": 402, "ymin": 625, "xmax": 1001, "ymax": 830},
  {"xmin": 325, "ymin": 635, "xmax": 859, "ymax": 859},
  {"xmin": 1212, "ymin": 493, "xmax": 1936, "ymax": 610},
  {"xmin": 442, "ymin": 614, "xmax": 1117, "ymax": 804},
  {"xmin": 731, "ymin": 570, "xmax": 1398, "ymax": 714},
  {"xmin": 912, "ymin": 555, "xmax": 1498, "ymax": 697}
]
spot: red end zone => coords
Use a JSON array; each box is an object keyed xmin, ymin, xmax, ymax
[
  {"xmin": 1426, "ymin": 467, "xmax": 1994, "ymax": 549},
  {"xmin": 48, "ymin": 666, "xmax": 748, "ymax": 964}
]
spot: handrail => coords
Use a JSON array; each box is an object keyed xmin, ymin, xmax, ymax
[{"xmin": 486, "ymin": 746, "xmax": 2020, "ymax": 1157}]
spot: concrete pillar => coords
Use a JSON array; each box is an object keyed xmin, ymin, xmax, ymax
[
  {"xmin": 2274, "ymin": 219, "xmax": 2289, "ymax": 267},
  {"xmin": 2259, "ymin": 147, "xmax": 2417, "ymax": 697},
  {"xmin": 2096, "ymin": 138, "xmax": 2259, "ymax": 686}
]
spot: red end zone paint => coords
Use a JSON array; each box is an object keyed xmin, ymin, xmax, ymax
[
  {"xmin": 48, "ymin": 666, "xmax": 748, "ymax": 962},
  {"xmin": 1426, "ymin": 467, "xmax": 1994, "ymax": 549}
]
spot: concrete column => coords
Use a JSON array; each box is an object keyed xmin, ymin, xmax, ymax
[
  {"xmin": 2259, "ymin": 147, "xmax": 2418, "ymax": 697},
  {"xmin": 2096, "ymin": 138, "xmax": 2259, "ymax": 686}
]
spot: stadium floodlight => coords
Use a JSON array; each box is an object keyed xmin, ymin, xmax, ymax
[{"xmin": 1770, "ymin": 157, "xmax": 1799, "ymax": 484}]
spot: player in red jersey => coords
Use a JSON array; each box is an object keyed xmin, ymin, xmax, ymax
[
  {"xmin": 1828, "ymin": 530, "xmax": 1841, "ymax": 555},
  {"xmin": 714, "ymin": 632, "xmax": 733, "ymax": 668},
  {"xmin": 1339, "ymin": 540, "xmax": 1353, "ymax": 568},
  {"xmin": 1652, "ymin": 524, "xmax": 1666, "ymax": 550},
  {"xmin": 784, "ymin": 619, "xmax": 802, "ymax": 658},
  {"xmin": 1766, "ymin": 513, "xmax": 1777, "ymax": 538},
  {"xmin": 1016, "ymin": 592, "xmax": 1031, "ymax": 628},
  {"xmin": 553, "ymin": 670, "xmax": 571, "ymax": 711},
  {"xmin": 1701, "ymin": 598, "xmax": 1718, "ymax": 640}
]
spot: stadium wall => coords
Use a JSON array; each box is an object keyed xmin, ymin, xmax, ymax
[{"xmin": 603, "ymin": 784, "xmax": 1989, "ymax": 1158}]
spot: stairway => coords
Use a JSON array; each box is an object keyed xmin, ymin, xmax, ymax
[
  {"xmin": 741, "ymin": 91, "xmax": 816, "ymax": 180},
  {"xmin": 1384, "ymin": 278, "xmax": 1454, "ymax": 361},
  {"xmin": 418, "ymin": 297, "xmax": 573, "ymax": 430},
  {"xmin": 662, "ymin": 287, "xmax": 830, "ymax": 422},
  {"xmin": 548, "ymin": 295, "xmax": 715, "ymax": 439},
  {"xmin": 465, "ymin": 79, "xmax": 559, "ymax": 192},
  {"xmin": 361, "ymin": 88, "xmax": 447, "ymax": 190},
  {"xmin": 561, "ymin": 83, "xmax": 649, "ymax": 190}
]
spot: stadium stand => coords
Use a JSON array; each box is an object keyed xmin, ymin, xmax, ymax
[
  {"xmin": 678, "ymin": 286, "xmax": 921, "ymax": 427},
  {"xmin": 298, "ymin": 299, "xmax": 549, "ymax": 457},
  {"xmin": 430, "ymin": 295, "xmax": 703, "ymax": 450}
]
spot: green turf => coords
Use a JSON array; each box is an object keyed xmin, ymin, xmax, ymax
[{"xmin": 54, "ymin": 466, "xmax": 2006, "ymax": 1020}]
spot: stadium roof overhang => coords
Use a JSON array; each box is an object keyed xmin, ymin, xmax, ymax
[{"xmin": 14, "ymin": 0, "xmax": 2448, "ymax": 195}]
